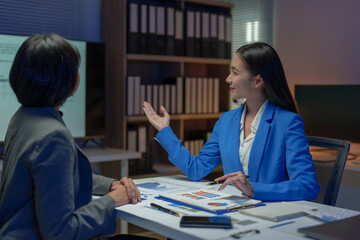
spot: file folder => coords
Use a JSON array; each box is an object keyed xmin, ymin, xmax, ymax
[
  {"xmin": 166, "ymin": 7, "xmax": 175, "ymax": 56},
  {"xmin": 175, "ymin": 10, "xmax": 184, "ymax": 56},
  {"xmin": 127, "ymin": 76, "xmax": 135, "ymax": 115},
  {"xmin": 127, "ymin": 2, "xmax": 140, "ymax": 53},
  {"xmin": 140, "ymin": 4, "xmax": 148, "ymax": 54},
  {"xmin": 148, "ymin": 5, "xmax": 157, "ymax": 55},
  {"xmin": 201, "ymin": 12, "xmax": 210, "ymax": 58},
  {"xmin": 176, "ymin": 77, "xmax": 183, "ymax": 114},
  {"xmin": 217, "ymin": 15, "xmax": 226, "ymax": 59},
  {"xmin": 156, "ymin": 6, "xmax": 166, "ymax": 55},
  {"xmin": 194, "ymin": 11, "xmax": 201, "ymax": 57},
  {"xmin": 209, "ymin": 13, "xmax": 218, "ymax": 58},
  {"xmin": 225, "ymin": 16, "xmax": 232, "ymax": 59},
  {"xmin": 185, "ymin": 10, "xmax": 195, "ymax": 57}
]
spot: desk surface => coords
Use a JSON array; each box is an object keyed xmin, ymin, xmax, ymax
[
  {"xmin": 81, "ymin": 147, "xmax": 141, "ymax": 163},
  {"xmin": 113, "ymin": 175, "xmax": 359, "ymax": 240}
]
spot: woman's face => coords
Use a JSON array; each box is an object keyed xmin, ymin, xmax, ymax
[{"xmin": 226, "ymin": 54, "xmax": 257, "ymax": 100}]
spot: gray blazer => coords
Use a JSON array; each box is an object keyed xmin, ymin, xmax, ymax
[{"xmin": 0, "ymin": 107, "xmax": 116, "ymax": 239}]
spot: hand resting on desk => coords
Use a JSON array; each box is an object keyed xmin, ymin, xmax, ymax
[
  {"xmin": 215, "ymin": 171, "xmax": 254, "ymax": 198},
  {"xmin": 108, "ymin": 177, "xmax": 141, "ymax": 206}
]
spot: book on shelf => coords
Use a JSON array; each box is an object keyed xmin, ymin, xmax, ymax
[
  {"xmin": 194, "ymin": 11, "xmax": 201, "ymax": 57},
  {"xmin": 217, "ymin": 14, "xmax": 226, "ymax": 59},
  {"xmin": 174, "ymin": 9, "xmax": 184, "ymax": 56},
  {"xmin": 213, "ymin": 78, "xmax": 220, "ymax": 113},
  {"xmin": 159, "ymin": 189, "xmax": 261, "ymax": 213},
  {"xmin": 225, "ymin": 16, "xmax": 232, "ymax": 59},
  {"xmin": 166, "ymin": 7, "xmax": 175, "ymax": 56},
  {"xmin": 208, "ymin": 78, "xmax": 214, "ymax": 113},
  {"xmin": 185, "ymin": 10, "xmax": 195, "ymax": 57},
  {"xmin": 152, "ymin": 84, "xmax": 159, "ymax": 114},
  {"xmin": 127, "ymin": 76, "xmax": 135, "ymax": 116},
  {"xmin": 196, "ymin": 77, "xmax": 203, "ymax": 113},
  {"xmin": 156, "ymin": 6, "xmax": 166, "ymax": 55},
  {"xmin": 171, "ymin": 84, "xmax": 176, "ymax": 114},
  {"xmin": 190, "ymin": 77, "xmax": 197, "ymax": 114},
  {"xmin": 209, "ymin": 13, "xmax": 218, "ymax": 58},
  {"xmin": 140, "ymin": 84, "xmax": 145, "ymax": 115},
  {"xmin": 176, "ymin": 77, "xmax": 183, "ymax": 114},
  {"xmin": 184, "ymin": 77, "xmax": 191, "ymax": 114},
  {"xmin": 127, "ymin": 2, "xmax": 140, "ymax": 54},
  {"xmin": 201, "ymin": 11, "xmax": 210, "ymax": 58},
  {"xmin": 140, "ymin": 4, "xmax": 148, "ymax": 53},
  {"xmin": 148, "ymin": 5, "xmax": 157, "ymax": 55}
]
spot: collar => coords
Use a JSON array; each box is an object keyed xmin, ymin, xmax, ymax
[{"xmin": 240, "ymin": 99, "xmax": 269, "ymax": 134}]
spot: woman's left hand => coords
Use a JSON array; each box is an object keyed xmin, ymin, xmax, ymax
[
  {"xmin": 111, "ymin": 177, "xmax": 141, "ymax": 204},
  {"xmin": 215, "ymin": 172, "xmax": 254, "ymax": 198}
]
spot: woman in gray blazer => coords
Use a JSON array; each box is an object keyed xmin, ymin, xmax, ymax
[{"xmin": 0, "ymin": 34, "xmax": 149, "ymax": 240}]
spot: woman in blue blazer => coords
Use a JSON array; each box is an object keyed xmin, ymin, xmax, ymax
[{"xmin": 143, "ymin": 42, "xmax": 320, "ymax": 201}]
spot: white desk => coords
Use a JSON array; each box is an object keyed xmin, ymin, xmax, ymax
[
  {"xmin": 82, "ymin": 147, "xmax": 141, "ymax": 178},
  {"xmin": 114, "ymin": 175, "xmax": 359, "ymax": 240},
  {"xmin": 83, "ymin": 147, "xmax": 141, "ymax": 234}
]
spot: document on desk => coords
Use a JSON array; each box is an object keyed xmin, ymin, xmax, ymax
[{"xmin": 159, "ymin": 189, "xmax": 261, "ymax": 213}]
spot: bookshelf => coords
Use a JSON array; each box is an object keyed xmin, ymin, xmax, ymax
[{"xmin": 101, "ymin": 0, "xmax": 233, "ymax": 176}]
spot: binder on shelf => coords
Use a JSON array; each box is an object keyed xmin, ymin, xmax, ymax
[
  {"xmin": 209, "ymin": 13, "xmax": 218, "ymax": 58},
  {"xmin": 166, "ymin": 7, "xmax": 175, "ymax": 56},
  {"xmin": 156, "ymin": 6, "xmax": 166, "ymax": 55},
  {"xmin": 146, "ymin": 84, "xmax": 152, "ymax": 105},
  {"xmin": 213, "ymin": 78, "xmax": 220, "ymax": 113},
  {"xmin": 202, "ymin": 78, "xmax": 208, "ymax": 113},
  {"xmin": 138, "ymin": 125, "xmax": 147, "ymax": 153},
  {"xmin": 176, "ymin": 77, "xmax": 183, "ymax": 114},
  {"xmin": 134, "ymin": 76, "xmax": 141, "ymax": 115},
  {"xmin": 175, "ymin": 10, "xmax": 184, "ymax": 56},
  {"xmin": 196, "ymin": 78, "xmax": 203, "ymax": 113},
  {"xmin": 217, "ymin": 15, "xmax": 226, "ymax": 59},
  {"xmin": 164, "ymin": 84, "xmax": 171, "ymax": 112},
  {"xmin": 140, "ymin": 84, "xmax": 146, "ymax": 115},
  {"xmin": 158, "ymin": 84, "xmax": 165, "ymax": 114},
  {"xmin": 171, "ymin": 84, "xmax": 176, "ymax": 114},
  {"xmin": 185, "ymin": 77, "xmax": 191, "ymax": 114},
  {"xmin": 127, "ymin": 76, "xmax": 134, "ymax": 116},
  {"xmin": 190, "ymin": 77, "xmax": 197, "ymax": 114},
  {"xmin": 127, "ymin": 128, "xmax": 137, "ymax": 152},
  {"xmin": 148, "ymin": 5, "xmax": 157, "ymax": 55},
  {"xmin": 225, "ymin": 16, "xmax": 232, "ymax": 59},
  {"xmin": 152, "ymin": 84, "xmax": 159, "ymax": 114},
  {"xmin": 194, "ymin": 11, "xmax": 201, "ymax": 57},
  {"xmin": 127, "ymin": 2, "xmax": 140, "ymax": 54},
  {"xmin": 201, "ymin": 12, "xmax": 210, "ymax": 58},
  {"xmin": 208, "ymin": 77, "xmax": 214, "ymax": 113},
  {"xmin": 185, "ymin": 10, "xmax": 195, "ymax": 57},
  {"xmin": 140, "ymin": 4, "xmax": 148, "ymax": 54}
]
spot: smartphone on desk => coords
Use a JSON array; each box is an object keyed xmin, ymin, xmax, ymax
[{"xmin": 180, "ymin": 216, "xmax": 232, "ymax": 229}]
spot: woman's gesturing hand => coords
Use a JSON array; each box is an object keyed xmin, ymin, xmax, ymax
[
  {"xmin": 142, "ymin": 101, "xmax": 170, "ymax": 131},
  {"xmin": 215, "ymin": 171, "xmax": 254, "ymax": 198}
]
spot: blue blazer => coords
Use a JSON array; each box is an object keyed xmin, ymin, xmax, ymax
[{"xmin": 156, "ymin": 102, "xmax": 320, "ymax": 201}]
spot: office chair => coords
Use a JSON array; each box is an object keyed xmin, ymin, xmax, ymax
[{"xmin": 307, "ymin": 136, "xmax": 351, "ymax": 206}]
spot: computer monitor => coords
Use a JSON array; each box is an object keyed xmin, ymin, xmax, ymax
[
  {"xmin": 0, "ymin": 33, "xmax": 105, "ymax": 142},
  {"xmin": 295, "ymin": 85, "xmax": 360, "ymax": 143}
]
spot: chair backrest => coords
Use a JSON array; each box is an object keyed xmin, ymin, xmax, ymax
[{"xmin": 307, "ymin": 136, "xmax": 351, "ymax": 206}]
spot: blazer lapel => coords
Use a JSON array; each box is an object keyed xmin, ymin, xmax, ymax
[{"xmin": 248, "ymin": 102, "xmax": 275, "ymax": 181}]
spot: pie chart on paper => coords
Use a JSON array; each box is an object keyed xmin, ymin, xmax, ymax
[{"xmin": 208, "ymin": 202, "xmax": 228, "ymax": 207}]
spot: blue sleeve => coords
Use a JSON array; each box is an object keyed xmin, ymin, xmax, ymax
[
  {"xmin": 252, "ymin": 115, "xmax": 320, "ymax": 201},
  {"xmin": 155, "ymin": 120, "xmax": 223, "ymax": 181},
  {"xmin": 32, "ymin": 131, "xmax": 116, "ymax": 239}
]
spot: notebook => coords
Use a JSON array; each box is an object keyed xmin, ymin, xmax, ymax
[
  {"xmin": 298, "ymin": 214, "xmax": 360, "ymax": 240},
  {"xmin": 238, "ymin": 202, "xmax": 317, "ymax": 222}
]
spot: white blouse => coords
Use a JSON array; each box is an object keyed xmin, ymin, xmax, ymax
[{"xmin": 239, "ymin": 100, "xmax": 269, "ymax": 175}]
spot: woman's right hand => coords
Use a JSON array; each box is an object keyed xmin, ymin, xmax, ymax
[{"xmin": 143, "ymin": 101, "xmax": 170, "ymax": 131}]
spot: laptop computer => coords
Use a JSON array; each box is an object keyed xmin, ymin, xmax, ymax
[{"xmin": 298, "ymin": 214, "xmax": 360, "ymax": 240}]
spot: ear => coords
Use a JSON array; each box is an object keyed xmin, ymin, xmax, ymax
[{"xmin": 255, "ymin": 75, "xmax": 264, "ymax": 88}]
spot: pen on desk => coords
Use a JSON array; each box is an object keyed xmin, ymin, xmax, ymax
[
  {"xmin": 207, "ymin": 175, "xmax": 249, "ymax": 186},
  {"xmin": 150, "ymin": 203, "xmax": 180, "ymax": 217}
]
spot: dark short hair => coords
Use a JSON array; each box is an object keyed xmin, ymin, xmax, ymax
[
  {"xmin": 10, "ymin": 33, "xmax": 80, "ymax": 107},
  {"xmin": 236, "ymin": 42, "xmax": 297, "ymax": 113}
]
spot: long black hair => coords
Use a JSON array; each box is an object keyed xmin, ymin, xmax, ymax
[
  {"xmin": 10, "ymin": 33, "xmax": 80, "ymax": 107},
  {"xmin": 237, "ymin": 42, "xmax": 297, "ymax": 113}
]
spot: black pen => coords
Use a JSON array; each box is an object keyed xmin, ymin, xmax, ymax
[
  {"xmin": 206, "ymin": 175, "xmax": 249, "ymax": 186},
  {"xmin": 150, "ymin": 203, "xmax": 180, "ymax": 217}
]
